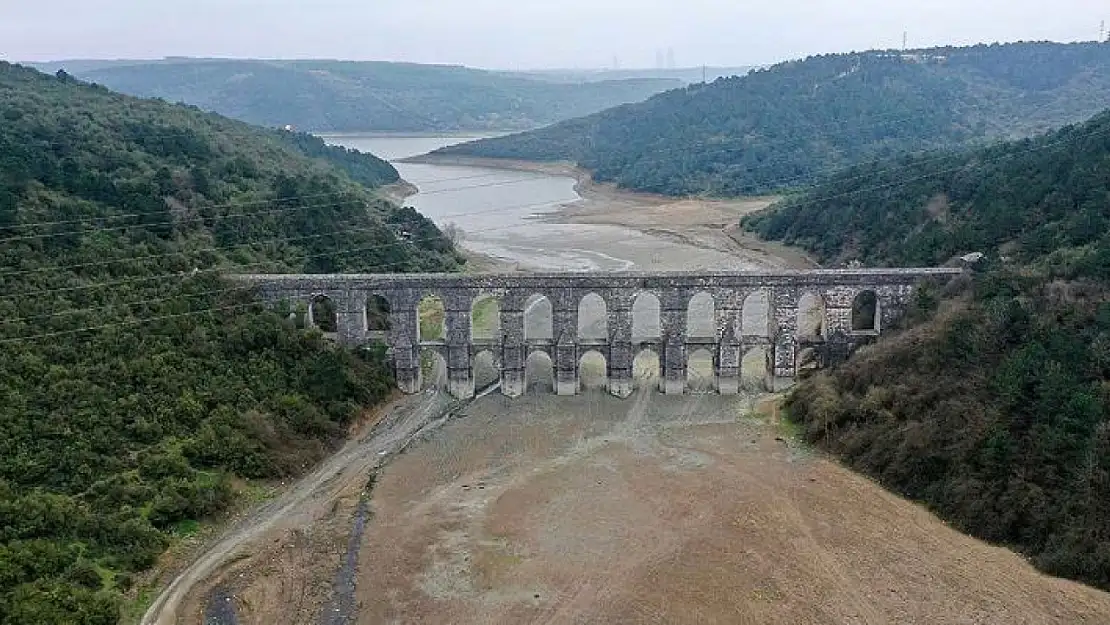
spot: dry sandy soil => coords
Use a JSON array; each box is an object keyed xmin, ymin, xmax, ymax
[
  {"xmin": 405, "ymin": 155, "xmax": 818, "ymax": 271},
  {"xmin": 141, "ymin": 158, "xmax": 1110, "ymax": 625},
  {"xmin": 352, "ymin": 391, "xmax": 1110, "ymax": 625},
  {"xmin": 139, "ymin": 393, "xmax": 458, "ymax": 625},
  {"xmin": 166, "ymin": 389, "xmax": 1110, "ymax": 625}
]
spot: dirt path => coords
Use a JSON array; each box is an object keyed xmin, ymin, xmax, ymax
[
  {"xmin": 134, "ymin": 156, "xmax": 1109, "ymax": 625},
  {"xmin": 353, "ymin": 392, "xmax": 1110, "ymax": 624},
  {"xmin": 138, "ymin": 153, "xmax": 814, "ymax": 625},
  {"xmin": 139, "ymin": 392, "xmax": 456, "ymax": 625}
]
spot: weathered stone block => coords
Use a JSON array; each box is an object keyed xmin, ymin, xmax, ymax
[
  {"xmin": 236, "ymin": 268, "xmax": 961, "ymax": 399},
  {"xmin": 501, "ymin": 369, "xmax": 525, "ymax": 398}
]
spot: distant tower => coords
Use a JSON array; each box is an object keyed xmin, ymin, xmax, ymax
[
  {"xmin": 903, "ymin": 31, "xmax": 908, "ymax": 52},
  {"xmin": 667, "ymin": 48, "xmax": 676, "ymax": 69},
  {"xmin": 613, "ymin": 55, "xmax": 621, "ymax": 70},
  {"xmin": 1101, "ymin": 20, "xmax": 1107, "ymax": 42}
]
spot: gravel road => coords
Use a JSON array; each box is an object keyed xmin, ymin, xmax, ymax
[{"xmin": 142, "ymin": 391, "xmax": 455, "ymax": 625}]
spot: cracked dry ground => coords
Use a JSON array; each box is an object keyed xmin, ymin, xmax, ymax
[{"xmin": 347, "ymin": 391, "xmax": 1110, "ymax": 625}]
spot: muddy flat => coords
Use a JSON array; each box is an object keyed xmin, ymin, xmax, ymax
[
  {"xmin": 406, "ymin": 154, "xmax": 818, "ymax": 271},
  {"xmin": 356, "ymin": 392, "xmax": 1110, "ymax": 625},
  {"xmin": 143, "ymin": 150, "xmax": 1110, "ymax": 625}
]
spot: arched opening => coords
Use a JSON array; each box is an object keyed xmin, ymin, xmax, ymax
[
  {"xmin": 741, "ymin": 346, "xmax": 769, "ymax": 391},
  {"xmin": 578, "ymin": 350, "xmax": 608, "ymax": 391},
  {"xmin": 310, "ymin": 295, "xmax": 338, "ymax": 333},
  {"xmin": 797, "ymin": 293, "xmax": 826, "ymax": 340},
  {"xmin": 687, "ymin": 292, "xmax": 716, "ymax": 340},
  {"xmin": 471, "ymin": 295, "xmax": 501, "ymax": 341},
  {"xmin": 420, "ymin": 349, "xmax": 447, "ymax": 391},
  {"xmin": 632, "ymin": 292, "xmax": 661, "ymax": 342},
  {"xmin": 524, "ymin": 294, "xmax": 553, "ymax": 341},
  {"xmin": 797, "ymin": 347, "xmax": 821, "ymax": 378},
  {"xmin": 472, "ymin": 350, "xmax": 498, "ymax": 391},
  {"xmin": 687, "ymin": 348, "xmax": 715, "ymax": 393},
  {"xmin": 525, "ymin": 351, "xmax": 554, "ymax": 394},
  {"xmin": 366, "ymin": 295, "xmax": 391, "ymax": 334},
  {"xmin": 633, "ymin": 349, "xmax": 661, "ymax": 390},
  {"xmin": 852, "ymin": 290, "xmax": 880, "ymax": 333},
  {"xmin": 577, "ymin": 293, "xmax": 608, "ymax": 341},
  {"xmin": 417, "ymin": 294, "xmax": 446, "ymax": 342},
  {"xmin": 742, "ymin": 291, "xmax": 771, "ymax": 337}
]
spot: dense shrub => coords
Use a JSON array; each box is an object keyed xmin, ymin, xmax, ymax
[
  {"xmin": 439, "ymin": 42, "xmax": 1110, "ymax": 196},
  {"xmin": 0, "ymin": 62, "xmax": 461, "ymax": 621},
  {"xmin": 750, "ymin": 86, "xmax": 1110, "ymax": 590}
]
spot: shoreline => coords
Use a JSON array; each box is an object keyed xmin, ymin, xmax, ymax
[
  {"xmin": 316, "ymin": 130, "xmax": 517, "ymax": 139},
  {"xmin": 378, "ymin": 180, "xmax": 418, "ymax": 205},
  {"xmin": 381, "ymin": 178, "xmax": 526, "ymax": 274},
  {"xmin": 404, "ymin": 153, "xmax": 819, "ymax": 271}
]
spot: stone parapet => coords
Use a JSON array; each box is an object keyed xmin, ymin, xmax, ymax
[{"xmin": 232, "ymin": 269, "xmax": 960, "ymax": 399}]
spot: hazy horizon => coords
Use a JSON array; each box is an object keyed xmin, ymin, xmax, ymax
[{"xmin": 4, "ymin": 0, "xmax": 1108, "ymax": 70}]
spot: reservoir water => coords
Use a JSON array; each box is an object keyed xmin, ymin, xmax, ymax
[{"xmin": 320, "ymin": 134, "xmax": 759, "ymax": 272}]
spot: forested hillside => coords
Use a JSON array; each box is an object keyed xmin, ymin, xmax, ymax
[
  {"xmin": 745, "ymin": 106, "xmax": 1110, "ymax": 590},
  {"xmin": 47, "ymin": 59, "xmax": 680, "ymax": 133},
  {"xmin": 434, "ymin": 42, "xmax": 1110, "ymax": 196},
  {"xmin": 0, "ymin": 62, "xmax": 460, "ymax": 623},
  {"xmin": 502, "ymin": 66, "xmax": 756, "ymax": 85}
]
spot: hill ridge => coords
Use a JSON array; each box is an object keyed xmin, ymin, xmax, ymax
[
  {"xmin": 433, "ymin": 41, "xmax": 1110, "ymax": 196},
  {"xmin": 0, "ymin": 61, "xmax": 459, "ymax": 622},
  {"xmin": 743, "ymin": 84, "xmax": 1110, "ymax": 592},
  {"xmin": 39, "ymin": 59, "xmax": 683, "ymax": 133}
]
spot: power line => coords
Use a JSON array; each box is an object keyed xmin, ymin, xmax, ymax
[
  {"xmin": 4, "ymin": 118, "xmax": 1102, "ymax": 339},
  {"xmin": 1, "ymin": 215, "xmax": 545, "ymax": 337},
  {"xmin": 13, "ymin": 65, "xmax": 1083, "ymax": 210},
  {"xmin": 0, "ymin": 298, "xmax": 268, "ymax": 345},
  {"xmin": 0, "ymin": 173, "xmax": 564, "ymax": 244},
  {"xmin": 7, "ymin": 87, "xmax": 1106, "ymax": 265},
  {"xmin": 5, "ymin": 110, "xmax": 1109, "ymax": 299},
  {"xmin": 0, "ymin": 74, "xmax": 1086, "ymax": 260},
  {"xmin": 6, "ymin": 62, "xmax": 1109, "ymax": 339},
  {"xmin": 0, "ymin": 197, "xmax": 573, "ymax": 281},
  {"xmin": 423, "ymin": 83, "xmax": 1107, "ymax": 201},
  {"xmin": 0, "ymin": 196, "xmax": 580, "ymax": 302},
  {"xmin": 2, "ymin": 169, "xmax": 511, "ymax": 231},
  {"xmin": 0, "ymin": 220, "xmax": 385, "ymax": 278}
]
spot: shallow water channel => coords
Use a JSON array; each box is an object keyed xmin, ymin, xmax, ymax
[{"xmin": 320, "ymin": 134, "xmax": 760, "ymax": 272}]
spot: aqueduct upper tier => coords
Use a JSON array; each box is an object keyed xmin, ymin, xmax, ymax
[{"xmin": 234, "ymin": 269, "xmax": 962, "ymax": 399}]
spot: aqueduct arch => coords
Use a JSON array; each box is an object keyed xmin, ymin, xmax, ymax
[{"xmin": 236, "ymin": 269, "xmax": 961, "ymax": 400}]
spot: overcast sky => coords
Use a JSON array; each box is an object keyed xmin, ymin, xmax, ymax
[{"xmin": 4, "ymin": 0, "xmax": 1108, "ymax": 69}]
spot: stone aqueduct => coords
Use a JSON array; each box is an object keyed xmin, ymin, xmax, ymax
[{"xmin": 235, "ymin": 269, "xmax": 961, "ymax": 399}]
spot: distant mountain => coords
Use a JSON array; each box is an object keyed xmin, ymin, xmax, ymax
[
  {"xmin": 35, "ymin": 58, "xmax": 681, "ymax": 133},
  {"xmin": 502, "ymin": 66, "xmax": 758, "ymax": 85},
  {"xmin": 432, "ymin": 42, "xmax": 1110, "ymax": 196}
]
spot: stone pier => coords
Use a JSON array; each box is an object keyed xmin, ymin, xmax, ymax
[{"xmin": 234, "ymin": 269, "xmax": 961, "ymax": 400}]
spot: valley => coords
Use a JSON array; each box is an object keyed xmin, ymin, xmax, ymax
[
  {"xmin": 4, "ymin": 17, "xmax": 1110, "ymax": 624},
  {"xmin": 142, "ymin": 135, "xmax": 1110, "ymax": 625},
  {"xmin": 334, "ymin": 135, "xmax": 790, "ymax": 272},
  {"xmin": 405, "ymin": 152, "xmax": 816, "ymax": 270},
  {"xmin": 435, "ymin": 42, "xmax": 1110, "ymax": 196},
  {"xmin": 41, "ymin": 59, "xmax": 683, "ymax": 134}
]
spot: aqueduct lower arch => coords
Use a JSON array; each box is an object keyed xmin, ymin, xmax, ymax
[{"xmin": 235, "ymin": 269, "xmax": 961, "ymax": 400}]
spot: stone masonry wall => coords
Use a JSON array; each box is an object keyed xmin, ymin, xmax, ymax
[{"xmin": 234, "ymin": 269, "xmax": 961, "ymax": 400}]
